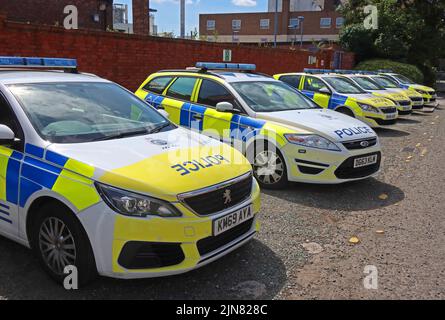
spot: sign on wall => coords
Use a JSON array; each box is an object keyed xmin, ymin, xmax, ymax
[{"xmin": 223, "ymin": 49, "xmax": 232, "ymax": 62}]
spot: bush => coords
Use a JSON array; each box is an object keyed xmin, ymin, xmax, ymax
[{"xmin": 355, "ymin": 59, "xmax": 424, "ymax": 84}]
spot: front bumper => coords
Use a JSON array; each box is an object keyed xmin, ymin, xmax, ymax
[
  {"xmin": 77, "ymin": 179, "xmax": 261, "ymax": 279},
  {"xmin": 281, "ymin": 142, "xmax": 382, "ymax": 184},
  {"xmin": 356, "ymin": 108, "xmax": 398, "ymax": 127}
]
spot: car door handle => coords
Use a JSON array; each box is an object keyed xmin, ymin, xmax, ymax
[{"xmin": 192, "ymin": 114, "xmax": 203, "ymax": 120}]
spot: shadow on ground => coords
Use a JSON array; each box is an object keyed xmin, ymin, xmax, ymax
[
  {"xmin": 374, "ymin": 127, "xmax": 410, "ymax": 137},
  {"xmin": 263, "ymin": 178, "xmax": 404, "ymax": 212},
  {"xmin": 0, "ymin": 238, "xmax": 285, "ymax": 300},
  {"xmin": 396, "ymin": 117, "xmax": 422, "ymax": 124}
]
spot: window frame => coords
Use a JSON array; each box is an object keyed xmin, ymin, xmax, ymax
[
  {"xmin": 196, "ymin": 78, "xmax": 239, "ymax": 110},
  {"xmin": 206, "ymin": 20, "xmax": 216, "ymax": 31},
  {"xmin": 232, "ymin": 19, "xmax": 242, "ymax": 30},
  {"xmin": 320, "ymin": 17, "xmax": 332, "ymax": 28},
  {"xmin": 143, "ymin": 76, "xmax": 174, "ymax": 94},
  {"xmin": 303, "ymin": 76, "xmax": 331, "ymax": 93},
  {"xmin": 335, "ymin": 17, "xmax": 344, "ymax": 28},
  {"xmin": 289, "ymin": 18, "xmax": 300, "ymax": 29},
  {"xmin": 164, "ymin": 76, "xmax": 199, "ymax": 103},
  {"xmin": 259, "ymin": 19, "xmax": 270, "ymax": 30}
]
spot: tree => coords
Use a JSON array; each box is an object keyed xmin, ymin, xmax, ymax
[{"xmin": 338, "ymin": 0, "xmax": 445, "ymax": 84}]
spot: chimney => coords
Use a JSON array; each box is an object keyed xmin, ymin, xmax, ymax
[
  {"xmin": 133, "ymin": 0, "xmax": 149, "ymax": 35},
  {"xmin": 180, "ymin": 0, "xmax": 185, "ymax": 38}
]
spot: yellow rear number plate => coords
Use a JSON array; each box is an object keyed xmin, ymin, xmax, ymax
[
  {"xmin": 213, "ymin": 205, "xmax": 253, "ymax": 236},
  {"xmin": 354, "ymin": 155, "xmax": 378, "ymax": 168}
]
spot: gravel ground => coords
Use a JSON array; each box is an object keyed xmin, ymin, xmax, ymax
[{"xmin": 0, "ymin": 97, "xmax": 443, "ymax": 300}]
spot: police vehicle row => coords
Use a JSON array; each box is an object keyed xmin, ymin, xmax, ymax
[
  {"xmin": 0, "ymin": 57, "xmax": 261, "ymax": 285},
  {"xmin": 136, "ymin": 63, "xmax": 382, "ymax": 190}
]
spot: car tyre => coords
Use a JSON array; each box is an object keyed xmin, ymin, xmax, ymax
[
  {"xmin": 247, "ymin": 141, "xmax": 288, "ymax": 189},
  {"xmin": 29, "ymin": 201, "xmax": 97, "ymax": 287}
]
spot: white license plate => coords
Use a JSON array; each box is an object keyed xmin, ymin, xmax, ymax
[
  {"xmin": 386, "ymin": 113, "xmax": 397, "ymax": 120},
  {"xmin": 354, "ymin": 155, "xmax": 378, "ymax": 168},
  {"xmin": 213, "ymin": 205, "xmax": 253, "ymax": 236}
]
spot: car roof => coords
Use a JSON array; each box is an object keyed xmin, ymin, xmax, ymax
[
  {"xmin": 0, "ymin": 70, "xmax": 109, "ymax": 85},
  {"xmin": 213, "ymin": 71, "xmax": 274, "ymax": 83}
]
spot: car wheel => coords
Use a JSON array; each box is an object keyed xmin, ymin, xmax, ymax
[
  {"xmin": 249, "ymin": 141, "xmax": 288, "ymax": 189},
  {"xmin": 336, "ymin": 107, "xmax": 355, "ymax": 118},
  {"xmin": 30, "ymin": 201, "xmax": 97, "ymax": 287}
]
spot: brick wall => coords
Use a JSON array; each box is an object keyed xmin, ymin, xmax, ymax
[
  {"xmin": 0, "ymin": 0, "xmax": 113, "ymax": 31},
  {"xmin": 133, "ymin": 0, "xmax": 149, "ymax": 35},
  {"xmin": 0, "ymin": 17, "xmax": 354, "ymax": 91}
]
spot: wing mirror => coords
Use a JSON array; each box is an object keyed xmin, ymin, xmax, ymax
[
  {"xmin": 0, "ymin": 125, "xmax": 15, "ymax": 145},
  {"xmin": 319, "ymin": 87, "xmax": 331, "ymax": 95},
  {"xmin": 216, "ymin": 102, "xmax": 236, "ymax": 113}
]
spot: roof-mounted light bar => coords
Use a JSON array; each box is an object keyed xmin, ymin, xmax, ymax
[
  {"xmin": 196, "ymin": 62, "xmax": 256, "ymax": 72},
  {"xmin": 0, "ymin": 56, "xmax": 77, "ymax": 71}
]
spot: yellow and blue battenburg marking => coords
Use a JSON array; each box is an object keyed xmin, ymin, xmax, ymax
[
  {"xmin": 143, "ymin": 92, "xmax": 266, "ymax": 142},
  {"xmin": 1, "ymin": 143, "xmax": 99, "ymax": 212},
  {"xmin": 0, "ymin": 202, "xmax": 11, "ymax": 224}
]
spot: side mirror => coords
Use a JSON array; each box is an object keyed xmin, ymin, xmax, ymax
[
  {"xmin": 319, "ymin": 87, "xmax": 331, "ymax": 95},
  {"xmin": 216, "ymin": 102, "xmax": 234, "ymax": 113},
  {"xmin": 158, "ymin": 109, "xmax": 170, "ymax": 119},
  {"xmin": 0, "ymin": 125, "xmax": 15, "ymax": 145}
]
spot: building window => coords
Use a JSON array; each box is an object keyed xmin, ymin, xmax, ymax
[
  {"xmin": 289, "ymin": 18, "xmax": 300, "ymax": 29},
  {"xmin": 232, "ymin": 19, "xmax": 241, "ymax": 30},
  {"xmin": 260, "ymin": 19, "xmax": 270, "ymax": 29},
  {"xmin": 207, "ymin": 20, "xmax": 215, "ymax": 30},
  {"xmin": 336, "ymin": 17, "xmax": 345, "ymax": 28},
  {"xmin": 320, "ymin": 18, "xmax": 332, "ymax": 28}
]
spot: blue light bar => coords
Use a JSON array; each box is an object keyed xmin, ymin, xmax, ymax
[
  {"xmin": 0, "ymin": 56, "xmax": 77, "ymax": 69},
  {"xmin": 196, "ymin": 62, "xmax": 256, "ymax": 71}
]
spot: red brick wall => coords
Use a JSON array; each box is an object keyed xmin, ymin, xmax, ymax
[
  {"xmin": 0, "ymin": 17, "xmax": 354, "ymax": 91},
  {"xmin": 0, "ymin": 0, "xmax": 113, "ymax": 31}
]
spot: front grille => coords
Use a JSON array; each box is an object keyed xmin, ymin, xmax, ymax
[
  {"xmin": 342, "ymin": 138, "xmax": 377, "ymax": 150},
  {"xmin": 430, "ymin": 98, "xmax": 436, "ymax": 102},
  {"xmin": 380, "ymin": 107, "xmax": 397, "ymax": 114},
  {"xmin": 118, "ymin": 242, "xmax": 185, "ymax": 269},
  {"xmin": 398, "ymin": 100, "xmax": 411, "ymax": 106},
  {"xmin": 181, "ymin": 174, "xmax": 253, "ymax": 216},
  {"xmin": 410, "ymin": 97, "xmax": 423, "ymax": 102},
  {"xmin": 428, "ymin": 91, "xmax": 436, "ymax": 96},
  {"xmin": 335, "ymin": 152, "xmax": 382, "ymax": 179},
  {"xmin": 197, "ymin": 218, "xmax": 254, "ymax": 256}
]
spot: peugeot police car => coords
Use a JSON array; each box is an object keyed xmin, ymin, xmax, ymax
[
  {"xmin": 0, "ymin": 57, "xmax": 260, "ymax": 286},
  {"xmin": 274, "ymin": 69, "xmax": 399, "ymax": 127},
  {"xmin": 339, "ymin": 73, "xmax": 413, "ymax": 115},
  {"xmin": 379, "ymin": 72, "xmax": 438, "ymax": 110},
  {"xmin": 362, "ymin": 74, "xmax": 424, "ymax": 110},
  {"xmin": 136, "ymin": 63, "xmax": 382, "ymax": 189}
]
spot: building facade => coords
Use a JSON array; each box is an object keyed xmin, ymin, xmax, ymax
[{"xmin": 199, "ymin": 0, "xmax": 343, "ymax": 44}]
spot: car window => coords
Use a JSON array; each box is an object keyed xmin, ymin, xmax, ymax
[
  {"xmin": 166, "ymin": 77, "xmax": 198, "ymax": 101},
  {"xmin": 8, "ymin": 82, "xmax": 172, "ymax": 144},
  {"xmin": 351, "ymin": 76, "xmax": 384, "ymax": 90},
  {"xmin": 143, "ymin": 76, "xmax": 173, "ymax": 94},
  {"xmin": 371, "ymin": 76, "xmax": 399, "ymax": 88},
  {"xmin": 303, "ymin": 76, "xmax": 329, "ymax": 92},
  {"xmin": 323, "ymin": 76, "xmax": 366, "ymax": 94},
  {"xmin": 231, "ymin": 81, "xmax": 320, "ymax": 112},
  {"xmin": 279, "ymin": 75, "xmax": 301, "ymax": 89},
  {"xmin": 197, "ymin": 79, "xmax": 235, "ymax": 107},
  {"xmin": 392, "ymin": 74, "xmax": 415, "ymax": 84},
  {"xmin": 0, "ymin": 93, "xmax": 23, "ymax": 150}
]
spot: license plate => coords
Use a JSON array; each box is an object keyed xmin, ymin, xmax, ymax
[
  {"xmin": 213, "ymin": 205, "xmax": 253, "ymax": 236},
  {"xmin": 386, "ymin": 113, "xmax": 397, "ymax": 120},
  {"xmin": 354, "ymin": 155, "xmax": 378, "ymax": 168}
]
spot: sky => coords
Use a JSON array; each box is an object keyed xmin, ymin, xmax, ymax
[{"xmin": 118, "ymin": 0, "xmax": 269, "ymax": 35}]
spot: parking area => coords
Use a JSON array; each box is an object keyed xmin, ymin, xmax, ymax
[{"xmin": 0, "ymin": 97, "xmax": 443, "ymax": 300}]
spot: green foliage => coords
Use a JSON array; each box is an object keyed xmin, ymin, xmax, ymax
[
  {"xmin": 355, "ymin": 59, "xmax": 424, "ymax": 84},
  {"xmin": 338, "ymin": 0, "xmax": 445, "ymax": 85}
]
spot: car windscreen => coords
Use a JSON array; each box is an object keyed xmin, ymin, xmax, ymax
[
  {"xmin": 231, "ymin": 81, "xmax": 320, "ymax": 112},
  {"xmin": 371, "ymin": 76, "xmax": 399, "ymax": 88},
  {"xmin": 392, "ymin": 74, "xmax": 415, "ymax": 84},
  {"xmin": 351, "ymin": 76, "xmax": 384, "ymax": 90},
  {"xmin": 323, "ymin": 76, "xmax": 366, "ymax": 94},
  {"xmin": 8, "ymin": 82, "xmax": 172, "ymax": 143}
]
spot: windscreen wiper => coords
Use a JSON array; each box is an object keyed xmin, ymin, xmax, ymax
[{"xmin": 92, "ymin": 128, "xmax": 149, "ymax": 141}]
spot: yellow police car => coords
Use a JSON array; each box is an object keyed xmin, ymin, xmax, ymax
[
  {"xmin": 379, "ymin": 72, "xmax": 438, "ymax": 111},
  {"xmin": 363, "ymin": 74, "xmax": 424, "ymax": 110},
  {"xmin": 274, "ymin": 69, "xmax": 399, "ymax": 127},
  {"xmin": 136, "ymin": 63, "xmax": 382, "ymax": 189},
  {"xmin": 0, "ymin": 57, "xmax": 260, "ymax": 285},
  {"xmin": 340, "ymin": 73, "xmax": 413, "ymax": 115}
]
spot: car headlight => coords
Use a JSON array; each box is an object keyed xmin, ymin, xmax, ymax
[
  {"xmin": 415, "ymin": 89, "xmax": 427, "ymax": 95},
  {"xmin": 357, "ymin": 102, "xmax": 380, "ymax": 113},
  {"xmin": 285, "ymin": 134, "xmax": 341, "ymax": 151},
  {"xmin": 95, "ymin": 183, "xmax": 181, "ymax": 218}
]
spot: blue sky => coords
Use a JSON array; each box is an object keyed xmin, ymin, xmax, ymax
[{"xmin": 118, "ymin": 0, "xmax": 268, "ymax": 35}]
